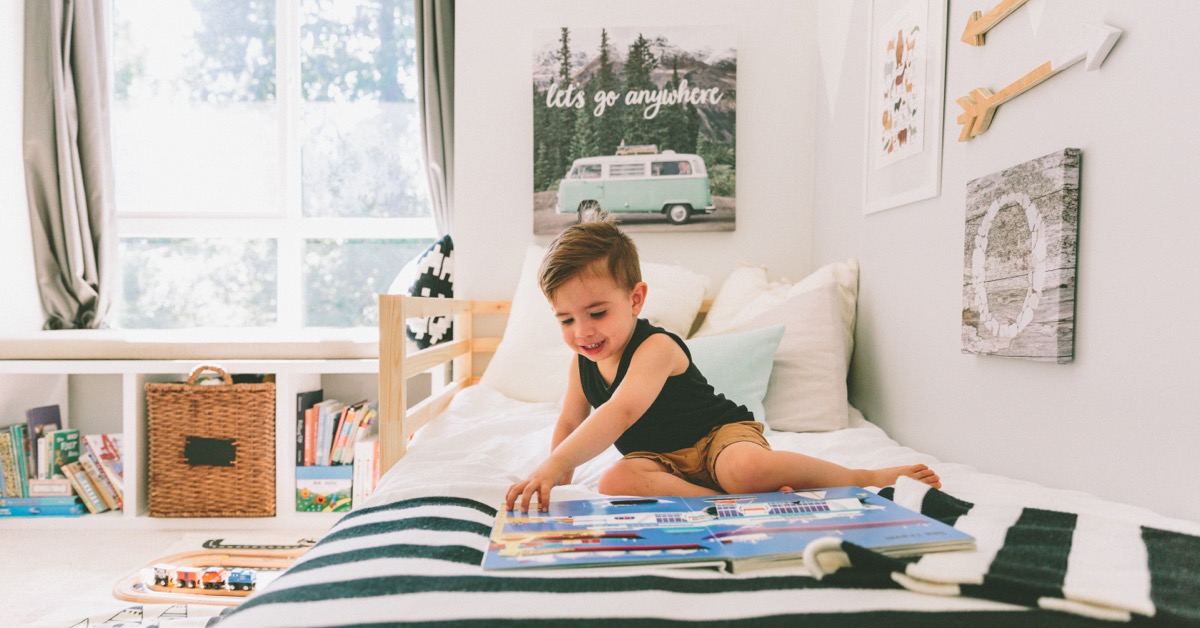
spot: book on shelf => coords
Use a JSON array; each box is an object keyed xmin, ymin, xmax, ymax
[
  {"xmin": 313, "ymin": 400, "xmax": 345, "ymax": 466},
  {"xmin": 1, "ymin": 423, "xmax": 33, "ymax": 497},
  {"xmin": 27, "ymin": 478, "xmax": 73, "ymax": 497},
  {"xmin": 0, "ymin": 430, "xmax": 22, "ymax": 497},
  {"xmin": 296, "ymin": 389, "xmax": 324, "ymax": 467},
  {"xmin": 482, "ymin": 487, "xmax": 977, "ymax": 573},
  {"xmin": 0, "ymin": 497, "xmax": 87, "ymax": 517},
  {"xmin": 342, "ymin": 403, "xmax": 377, "ymax": 465},
  {"xmin": 296, "ymin": 464, "xmax": 353, "ymax": 513},
  {"xmin": 45, "ymin": 428, "xmax": 81, "ymax": 479},
  {"xmin": 332, "ymin": 401, "xmax": 374, "ymax": 464},
  {"xmin": 78, "ymin": 452, "xmax": 121, "ymax": 511},
  {"xmin": 81, "ymin": 433, "xmax": 124, "ymax": 505},
  {"xmin": 25, "ymin": 404, "xmax": 63, "ymax": 474},
  {"xmin": 351, "ymin": 431, "xmax": 379, "ymax": 506},
  {"xmin": 1, "ymin": 495, "xmax": 83, "ymax": 507},
  {"xmin": 60, "ymin": 461, "xmax": 109, "ymax": 514}
]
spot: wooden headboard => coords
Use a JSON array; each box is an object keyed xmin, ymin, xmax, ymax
[{"xmin": 377, "ymin": 294, "xmax": 711, "ymax": 474}]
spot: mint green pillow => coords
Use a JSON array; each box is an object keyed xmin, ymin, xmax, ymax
[{"xmin": 686, "ymin": 324, "xmax": 785, "ymax": 431}]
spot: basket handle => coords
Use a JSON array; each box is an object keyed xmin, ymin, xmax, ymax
[{"xmin": 187, "ymin": 365, "xmax": 233, "ymax": 386}]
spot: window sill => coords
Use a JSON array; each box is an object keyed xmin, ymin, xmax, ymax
[{"xmin": 0, "ymin": 328, "xmax": 379, "ymax": 361}]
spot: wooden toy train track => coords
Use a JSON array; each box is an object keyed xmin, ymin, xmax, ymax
[{"xmin": 113, "ymin": 547, "xmax": 309, "ymax": 606}]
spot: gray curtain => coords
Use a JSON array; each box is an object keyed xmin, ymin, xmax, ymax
[
  {"xmin": 415, "ymin": 0, "xmax": 454, "ymax": 236},
  {"xmin": 23, "ymin": 0, "xmax": 115, "ymax": 329}
]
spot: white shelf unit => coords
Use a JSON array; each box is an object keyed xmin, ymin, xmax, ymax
[{"xmin": 0, "ymin": 359, "xmax": 380, "ymax": 529}]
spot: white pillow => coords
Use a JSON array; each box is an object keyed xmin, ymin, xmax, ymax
[
  {"xmin": 696, "ymin": 260, "xmax": 859, "ymax": 432},
  {"xmin": 479, "ymin": 245, "xmax": 710, "ymax": 403},
  {"xmin": 641, "ymin": 261, "xmax": 710, "ymax": 338},
  {"xmin": 479, "ymin": 245, "xmax": 570, "ymax": 402}
]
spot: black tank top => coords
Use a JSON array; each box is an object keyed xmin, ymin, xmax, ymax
[{"xmin": 579, "ymin": 318, "xmax": 753, "ymax": 455}]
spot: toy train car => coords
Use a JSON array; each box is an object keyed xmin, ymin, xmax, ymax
[{"xmin": 151, "ymin": 563, "xmax": 257, "ymax": 593}]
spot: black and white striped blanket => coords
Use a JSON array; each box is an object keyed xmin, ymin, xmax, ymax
[{"xmin": 210, "ymin": 476, "xmax": 1200, "ymax": 627}]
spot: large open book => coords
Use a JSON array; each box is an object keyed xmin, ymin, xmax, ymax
[{"xmin": 483, "ymin": 487, "xmax": 975, "ymax": 572}]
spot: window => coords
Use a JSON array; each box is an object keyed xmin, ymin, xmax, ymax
[
  {"xmin": 111, "ymin": 0, "xmax": 433, "ymax": 329},
  {"xmin": 570, "ymin": 164, "xmax": 601, "ymax": 179},
  {"xmin": 651, "ymin": 160, "xmax": 692, "ymax": 176},
  {"xmin": 609, "ymin": 163, "xmax": 646, "ymax": 178}
]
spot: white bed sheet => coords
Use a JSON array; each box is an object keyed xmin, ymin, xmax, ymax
[{"xmin": 367, "ymin": 385, "xmax": 1197, "ymax": 537}]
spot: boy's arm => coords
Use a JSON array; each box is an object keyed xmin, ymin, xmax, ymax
[
  {"xmin": 550, "ymin": 360, "xmax": 591, "ymax": 483},
  {"xmin": 506, "ymin": 334, "xmax": 687, "ymax": 512}
]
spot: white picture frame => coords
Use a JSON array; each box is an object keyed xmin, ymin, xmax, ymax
[{"xmin": 862, "ymin": 0, "xmax": 948, "ymax": 215}]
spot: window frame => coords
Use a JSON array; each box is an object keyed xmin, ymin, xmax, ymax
[{"xmin": 112, "ymin": 0, "xmax": 436, "ymax": 330}]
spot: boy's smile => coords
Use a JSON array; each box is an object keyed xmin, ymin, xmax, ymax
[{"xmin": 549, "ymin": 264, "xmax": 647, "ymax": 370}]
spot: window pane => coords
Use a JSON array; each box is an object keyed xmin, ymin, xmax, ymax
[
  {"xmin": 300, "ymin": 0, "xmax": 430, "ymax": 217},
  {"xmin": 112, "ymin": 0, "xmax": 279, "ymax": 215},
  {"xmin": 119, "ymin": 238, "xmax": 278, "ymax": 328},
  {"xmin": 304, "ymin": 239, "xmax": 432, "ymax": 327}
]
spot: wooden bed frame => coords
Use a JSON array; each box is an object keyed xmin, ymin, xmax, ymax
[
  {"xmin": 377, "ymin": 295, "xmax": 510, "ymax": 474},
  {"xmin": 377, "ymin": 294, "xmax": 711, "ymax": 474}
]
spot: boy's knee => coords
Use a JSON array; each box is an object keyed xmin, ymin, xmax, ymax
[
  {"xmin": 715, "ymin": 448, "xmax": 768, "ymax": 494},
  {"xmin": 597, "ymin": 464, "xmax": 633, "ymax": 495}
]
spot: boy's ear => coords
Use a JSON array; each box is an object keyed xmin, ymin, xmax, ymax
[{"xmin": 630, "ymin": 282, "xmax": 648, "ymax": 315}]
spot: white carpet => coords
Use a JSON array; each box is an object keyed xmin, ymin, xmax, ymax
[{"xmin": 1, "ymin": 527, "xmax": 329, "ymax": 627}]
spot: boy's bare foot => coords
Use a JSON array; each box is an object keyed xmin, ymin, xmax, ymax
[{"xmin": 868, "ymin": 464, "xmax": 941, "ymax": 489}]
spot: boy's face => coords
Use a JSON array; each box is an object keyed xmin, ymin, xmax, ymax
[{"xmin": 549, "ymin": 265, "xmax": 647, "ymax": 367}]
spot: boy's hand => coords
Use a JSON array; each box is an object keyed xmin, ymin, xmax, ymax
[{"xmin": 506, "ymin": 460, "xmax": 572, "ymax": 513}]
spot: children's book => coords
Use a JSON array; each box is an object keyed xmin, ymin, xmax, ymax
[
  {"xmin": 296, "ymin": 389, "xmax": 324, "ymax": 466},
  {"xmin": 81, "ymin": 433, "xmax": 124, "ymax": 504},
  {"xmin": 47, "ymin": 428, "xmax": 81, "ymax": 478},
  {"xmin": 9, "ymin": 424, "xmax": 31, "ymax": 497},
  {"xmin": 0, "ymin": 495, "xmax": 86, "ymax": 517},
  {"xmin": 61, "ymin": 461, "xmax": 109, "ymax": 514},
  {"xmin": 0, "ymin": 431, "xmax": 20, "ymax": 497},
  {"xmin": 482, "ymin": 488, "xmax": 975, "ymax": 573},
  {"xmin": 295, "ymin": 464, "xmax": 353, "ymax": 512},
  {"xmin": 24, "ymin": 404, "xmax": 63, "ymax": 474},
  {"xmin": 27, "ymin": 478, "xmax": 73, "ymax": 497},
  {"xmin": 0, "ymin": 501, "xmax": 87, "ymax": 517}
]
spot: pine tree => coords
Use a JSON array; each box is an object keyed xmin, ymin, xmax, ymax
[
  {"xmin": 555, "ymin": 28, "xmax": 579, "ymax": 168},
  {"xmin": 592, "ymin": 29, "xmax": 622, "ymax": 156},
  {"xmin": 621, "ymin": 33, "xmax": 658, "ymax": 147},
  {"xmin": 656, "ymin": 58, "xmax": 691, "ymax": 153}
]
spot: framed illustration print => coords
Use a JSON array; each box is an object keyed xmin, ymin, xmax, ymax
[{"xmin": 862, "ymin": 0, "xmax": 948, "ymax": 214}]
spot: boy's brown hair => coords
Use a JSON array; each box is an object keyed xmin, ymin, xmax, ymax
[{"xmin": 539, "ymin": 216, "xmax": 641, "ymax": 299}]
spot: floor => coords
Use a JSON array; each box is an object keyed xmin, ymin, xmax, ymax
[{"xmin": 1, "ymin": 524, "xmax": 331, "ymax": 627}]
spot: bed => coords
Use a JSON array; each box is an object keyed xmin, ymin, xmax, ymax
[{"xmin": 213, "ymin": 251, "xmax": 1200, "ymax": 627}]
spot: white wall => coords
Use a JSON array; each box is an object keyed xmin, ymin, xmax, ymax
[
  {"xmin": 453, "ymin": 0, "xmax": 817, "ymax": 299},
  {"xmin": 814, "ymin": 1, "xmax": 1200, "ymax": 521},
  {"xmin": 0, "ymin": 3, "xmax": 41, "ymax": 332}
]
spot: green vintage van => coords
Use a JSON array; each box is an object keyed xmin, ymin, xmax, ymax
[{"xmin": 555, "ymin": 150, "xmax": 714, "ymax": 225}]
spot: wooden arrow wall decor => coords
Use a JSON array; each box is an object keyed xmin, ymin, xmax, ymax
[
  {"xmin": 961, "ymin": 0, "xmax": 1030, "ymax": 45},
  {"xmin": 956, "ymin": 23, "xmax": 1121, "ymax": 141}
]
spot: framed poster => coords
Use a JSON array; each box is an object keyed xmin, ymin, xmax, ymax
[
  {"xmin": 532, "ymin": 26, "xmax": 737, "ymax": 234},
  {"xmin": 862, "ymin": 0, "xmax": 948, "ymax": 214}
]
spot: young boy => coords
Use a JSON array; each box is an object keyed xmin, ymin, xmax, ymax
[{"xmin": 505, "ymin": 218, "xmax": 940, "ymax": 512}]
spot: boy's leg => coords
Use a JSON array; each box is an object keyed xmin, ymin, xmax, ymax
[
  {"xmin": 598, "ymin": 457, "xmax": 721, "ymax": 497},
  {"xmin": 713, "ymin": 443, "xmax": 941, "ymax": 493}
]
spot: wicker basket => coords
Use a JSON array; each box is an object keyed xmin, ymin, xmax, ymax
[{"xmin": 146, "ymin": 365, "xmax": 276, "ymax": 517}]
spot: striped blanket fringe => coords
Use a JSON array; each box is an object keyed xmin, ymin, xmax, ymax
[
  {"xmin": 211, "ymin": 478, "xmax": 1200, "ymax": 627},
  {"xmin": 808, "ymin": 477, "xmax": 1200, "ymax": 625}
]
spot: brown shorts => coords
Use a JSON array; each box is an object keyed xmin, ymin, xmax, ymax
[{"xmin": 623, "ymin": 421, "xmax": 770, "ymax": 491}]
